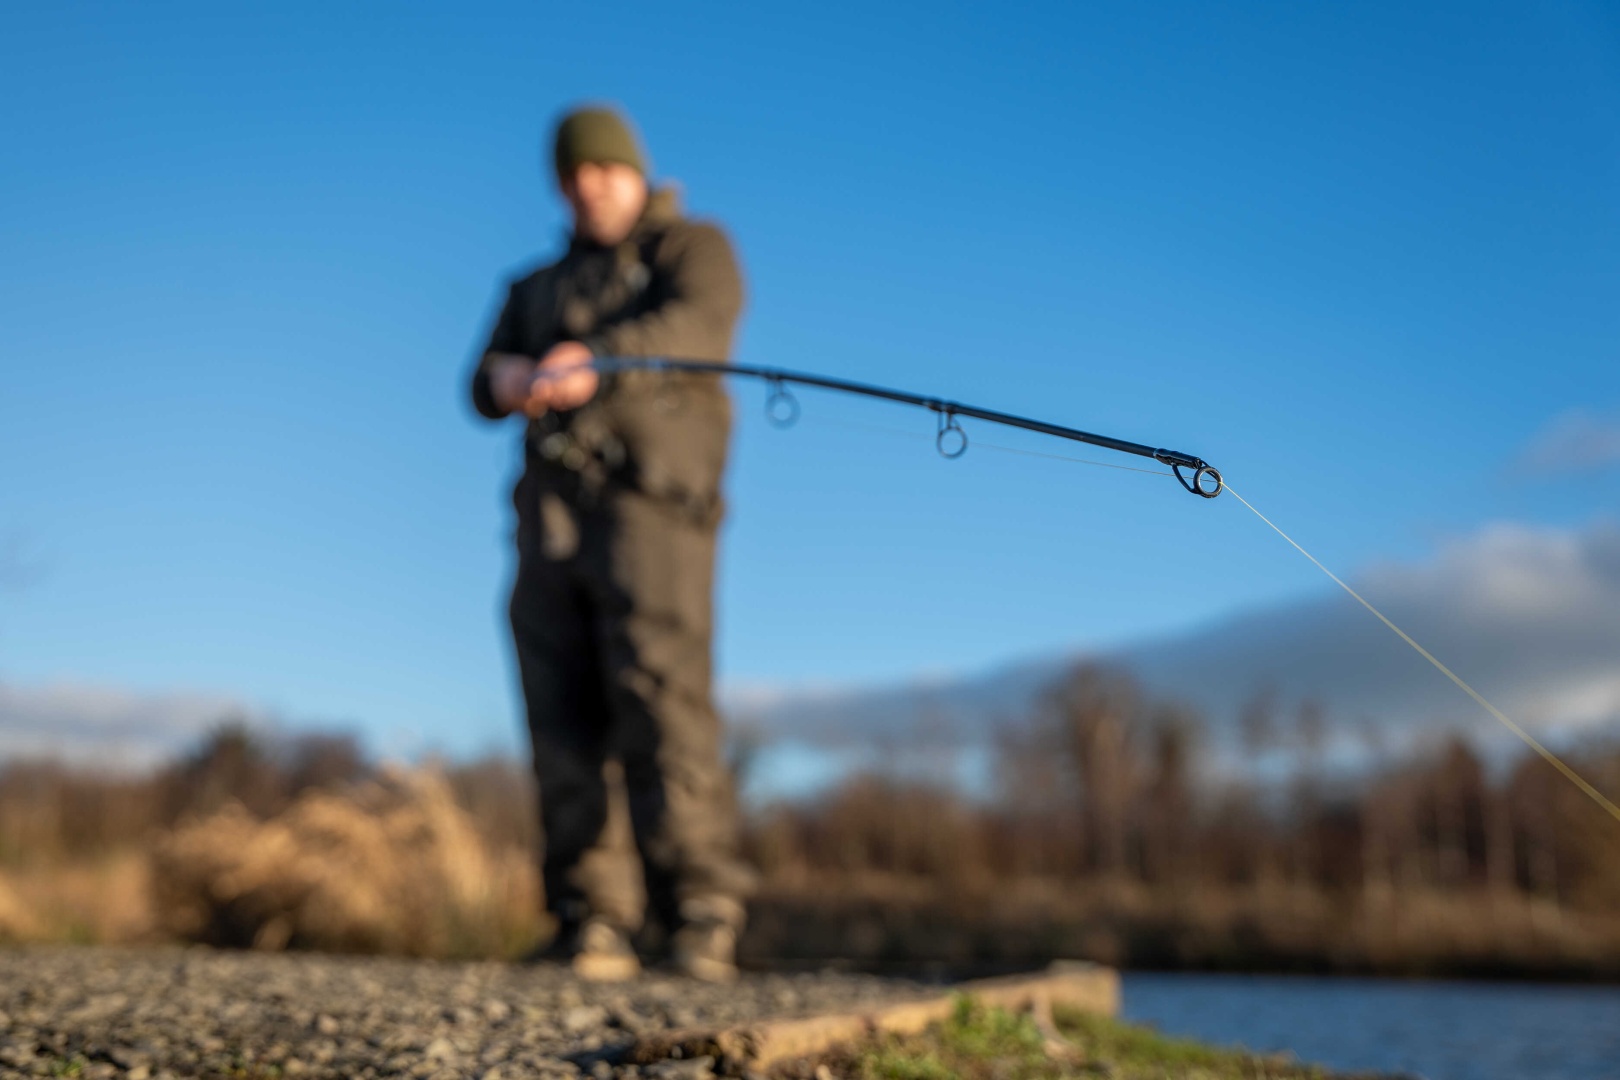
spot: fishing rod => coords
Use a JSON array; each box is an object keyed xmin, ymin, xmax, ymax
[
  {"xmin": 532, "ymin": 356, "xmax": 1620, "ymax": 825},
  {"xmin": 588, "ymin": 358, "xmax": 1224, "ymax": 499}
]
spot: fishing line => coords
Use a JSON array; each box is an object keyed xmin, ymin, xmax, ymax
[
  {"xmin": 1218, "ymin": 480, "xmax": 1620, "ymax": 825},
  {"xmin": 972, "ymin": 438, "xmax": 1175, "ymax": 478}
]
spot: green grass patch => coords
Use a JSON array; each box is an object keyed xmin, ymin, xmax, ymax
[{"xmin": 835, "ymin": 996, "xmax": 1364, "ymax": 1080}]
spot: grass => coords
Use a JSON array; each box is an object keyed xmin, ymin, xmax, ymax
[{"xmin": 836, "ymin": 996, "xmax": 1362, "ymax": 1080}]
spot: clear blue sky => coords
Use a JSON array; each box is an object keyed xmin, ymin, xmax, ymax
[{"xmin": 2, "ymin": 1, "xmax": 1617, "ymax": 757}]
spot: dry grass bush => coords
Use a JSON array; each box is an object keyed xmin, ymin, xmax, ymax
[
  {"xmin": 0, "ymin": 875, "xmax": 42, "ymax": 941},
  {"xmin": 0, "ymin": 851, "xmax": 153, "ymax": 945},
  {"xmin": 150, "ymin": 766, "xmax": 543, "ymax": 958}
]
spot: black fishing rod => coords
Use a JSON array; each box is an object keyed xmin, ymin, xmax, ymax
[
  {"xmin": 592, "ymin": 358, "xmax": 1224, "ymax": 498},
  {"xmin": 578, "ymin": 360, "xmax": 1620, "ymax": 825}
]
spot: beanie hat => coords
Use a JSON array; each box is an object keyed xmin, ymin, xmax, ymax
[{"xmin": 552, "ymin": 106, "xmax": 649, "ymax": 179}]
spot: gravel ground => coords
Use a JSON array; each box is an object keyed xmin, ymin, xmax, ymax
[{"xmin": 0, "ymin": 947, "xmax": 931, "ymax": 1080}]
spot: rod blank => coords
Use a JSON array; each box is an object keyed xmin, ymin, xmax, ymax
[{"xmin": 590, "ymin": 357, "xmax": 1224, "ymax": 499}]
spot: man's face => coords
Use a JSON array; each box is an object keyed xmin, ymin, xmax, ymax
[{"xmin": 561, "ymin": 162, "xmax": 649, "ymax": 246}]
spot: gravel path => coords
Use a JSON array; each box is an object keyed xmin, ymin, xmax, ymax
[{"xmin": 0, "ymin": 947, "xmax": 930, "ymax": 1080}]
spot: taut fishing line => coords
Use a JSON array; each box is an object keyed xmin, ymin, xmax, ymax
[
  {"xmin": 534, "ymin": 357, "xmax": 1620, "ymax": 824},
  {"xmin": 1216, "ymin": 481, "xmax": 1620, "ymax": 825}
]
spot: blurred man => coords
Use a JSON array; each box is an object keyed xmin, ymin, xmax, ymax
[{"xmin": 470, "ymin": 105, "xmax": 751, "ymax": 982}]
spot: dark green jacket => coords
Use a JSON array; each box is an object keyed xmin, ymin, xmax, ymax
[{"xmin": 473, "ymin": 188, "xmax": 745, "ymax": 515}]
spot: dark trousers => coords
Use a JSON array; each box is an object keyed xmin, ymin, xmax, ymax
[{"xmin": 509, "ymin": 469, "xmax": 751, "ymax": 934}]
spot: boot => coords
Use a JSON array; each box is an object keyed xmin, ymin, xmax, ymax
[
  {"xmin": 525, "ymin": 916, "xmax": 640, "ymax": 982},
  {"xmin": 670, "ymin": 898, "xmax": 744, "ymax": 983},
  {"xmin": 570, "ymin": 917, "xmax": 641, "ymax": 982}
]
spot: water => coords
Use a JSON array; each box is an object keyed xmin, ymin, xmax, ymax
[{"xmin": 1122, "ymin": 973, "xmax": 1620, "ymax": 1080}]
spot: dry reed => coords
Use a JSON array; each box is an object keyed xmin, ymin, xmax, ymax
[{"xmin": 150, "ymin": 766, "xmax": 543, "ymax": 958}]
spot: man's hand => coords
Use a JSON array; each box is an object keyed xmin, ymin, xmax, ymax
[
  {"xmin": 487, "ymin": 344, "xmax": 600, "ymax": 418},
  {"xmin": 529, "ymin": 341, "xmax": 599, "ymax": 414},
  {"xmin": 488, "ymin": 353, "xmax": 539, "ymax": 415}
]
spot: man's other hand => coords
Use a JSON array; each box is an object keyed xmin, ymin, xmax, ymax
[
  {"xmin": 530, "ymin": 342, "xmax": 599, "ymax": 414},
  {"xmin": 489, "ymin": 354, "xmax": 539, "ymax": 415}
]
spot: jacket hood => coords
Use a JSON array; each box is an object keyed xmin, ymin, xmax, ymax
[{"xmin": 638, "ymin": 185, "xmax": 682, "ymax": 227}]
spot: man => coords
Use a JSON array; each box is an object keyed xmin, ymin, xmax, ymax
[{"xmin": 470, "ymin": 105, "xmax": 752, "ymax": 982}]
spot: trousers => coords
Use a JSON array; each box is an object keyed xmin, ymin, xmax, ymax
[{"xmin": 509, "ymin": 463, "xmax": 751, "ymax": 933}]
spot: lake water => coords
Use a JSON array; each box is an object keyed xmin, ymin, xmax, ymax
[{"xmin": 1122, "ymin": 973, "xmax": 1620, "ymax": 1080}]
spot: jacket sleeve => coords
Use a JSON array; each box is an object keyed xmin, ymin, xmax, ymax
[
  {"xmin": 470, "ymin": 283, "xmax": 523, "ymax": 420},
  {"xmin": 583, "ymin": 223, "xmax": 744, "ymax": 362}
]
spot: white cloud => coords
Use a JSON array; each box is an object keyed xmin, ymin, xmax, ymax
[
  {"xmin": 731, "ymin": 518, "xmax": 1620, "ymax": 756},
  {"xmin": 1126, "ymin": 518, "xmax": 1620, "ymax": 744},
  {"xmin": 1512, "ymin": 409, "xmax": 1620, "ymax": 477},
  {"xmin": 718, "ymin": 678, "xmax": 858, "ymax": 718},
  {"xmin": 0, "ymin": 681, "xmax": 256, "ymax": 769}
]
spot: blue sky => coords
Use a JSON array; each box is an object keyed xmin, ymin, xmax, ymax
[{"xmin": 2, "ymin": 0, "xmax": 1618, "ymax": 759}]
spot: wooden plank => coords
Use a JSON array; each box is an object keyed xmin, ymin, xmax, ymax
[{"xmin": 627, "ymin": 962, "xmax": 1119, "ymax": 1071}]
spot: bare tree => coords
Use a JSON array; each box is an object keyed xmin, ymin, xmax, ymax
[
  {"xmin": 1356, "ymin": 716, "xmax": 1393, "ymax": 904},
  {"xmin": 1042, "ymin": 664, "xmax": 1143, "ymax": 880},
  {"xmin": 1140, "ymin": 704, "xmax": 1200, "ymax": 886},
  {"xmin": 1288, "ymin": 699, "xmax": 1329, "ymax": 889}
]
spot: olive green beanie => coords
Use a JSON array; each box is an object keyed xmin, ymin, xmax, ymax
[{"xmin": 552, "ymin": 106, "xmax": 649, "ymax": 179}]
